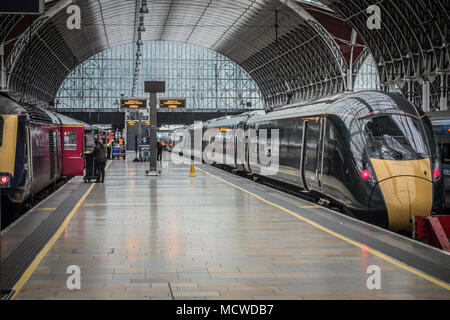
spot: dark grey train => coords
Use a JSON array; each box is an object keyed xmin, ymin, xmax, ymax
[{"xmin": 177, "ymin": 91, "xmax": 445, "ymax": 232}]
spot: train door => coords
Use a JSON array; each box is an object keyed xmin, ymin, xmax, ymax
[
  {"xmin": 244, "ymin": 125, "xmax": 250, "ymax": 173},
  {"xmin": 245, "ymin": 124, "xmax": 256, "ymax": 174},
  {"xmin": 61, "ymin": 126, "xmax": 84, "ymax": 176},
  {"xmin": 301, "ymin": 117, "xmax": 325, "ymax": 191}
]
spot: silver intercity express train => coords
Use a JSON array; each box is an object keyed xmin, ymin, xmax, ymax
[{"xmin": 177, "ymin": 91, "xmax": 445, "ymax": 232}]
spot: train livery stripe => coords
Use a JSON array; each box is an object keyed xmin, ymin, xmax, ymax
[
  {"xmin": 10, "ymin": 160, "xmax": 113, "ymax": 300},
  {"xmin": 194, "ymin": 165, "xmax": 450, "ymax": 291},
  {"xmin": 61, "ymin": 125, "xmax": 84, "ymax": 128},
  {"xmin": 0, "ymin": 115, "xmax": 18, "ymax": 177}
]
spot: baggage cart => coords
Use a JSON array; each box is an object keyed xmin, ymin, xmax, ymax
[{"xmin": 112, "ymin": 143, "xmax": 126, "ymax": 160}]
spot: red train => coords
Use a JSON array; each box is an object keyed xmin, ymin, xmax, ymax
[{"xmin": 0, "ymin": 94, "xmax": 87, "ymax": 207}]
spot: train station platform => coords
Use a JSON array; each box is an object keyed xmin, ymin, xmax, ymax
[{"xmin": 1, "ymin": 152, "xmax": 449, "ymax": 300}]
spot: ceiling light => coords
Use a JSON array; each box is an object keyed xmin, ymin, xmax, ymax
[
  {"xmin": 137, "ymin": 32, "xmax": 143, "ymax": 46},
  {"xmin": 140, "ymin": 1, "xmax": 148, "ymax": 14},
  {"xmin": 138, "ymin": 16, "xmax": 145, "ymax": 32}
]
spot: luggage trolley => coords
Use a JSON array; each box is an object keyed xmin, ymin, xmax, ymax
[
  {"xmin": 137, "ymin": 136, "xmax": 150, "ymax": 162},
  {"xmin": 112, "ymin": 143, "xmax": 126, "ymax": 160},
  {"xmin": 139, "ymin": 144, "xmax": 150, "ymax": 162}
]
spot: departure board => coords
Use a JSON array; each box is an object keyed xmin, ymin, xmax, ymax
[
  {"xmin": 121, "ymin": 98, "xmax": 147, "ymax": 109},
  {"xmin": 159, "ymin": 98, "xmax": 186, "ymax": 109}
]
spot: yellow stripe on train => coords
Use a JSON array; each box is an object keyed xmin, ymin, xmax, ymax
[{"xmin": 0, "ymin": 115, "xmax": 18, "ymax": 177}]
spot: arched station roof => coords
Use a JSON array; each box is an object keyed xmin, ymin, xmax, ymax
[
  {"xmin": 321, "ymin": 0, "xmax": 449, "ymax": 110},
  {"xmin": 0, "ymin": 0, "xmax": 364, "ymax": 108},
  {"xmin": 2, "ymin": 0, "xmax": 447, "ymax": 110}
]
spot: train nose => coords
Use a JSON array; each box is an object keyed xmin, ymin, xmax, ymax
[
  {"xmin": 376, "ymin": 176, "xmax": 433, "ymax": 231},
  {"xmin": 369, "ymin": 158, "xmax": 433, "ymax": 231}
]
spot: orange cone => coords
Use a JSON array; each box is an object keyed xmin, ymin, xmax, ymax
[{"xmin": 189, "ymin": 163, "xmax": 196, "ymax": 177}]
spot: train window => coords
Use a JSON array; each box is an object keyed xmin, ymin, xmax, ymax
[
  {"xmin": 436, "ymin": 135, "xmax": 450, "ymax": 165},
  {"xmin": 64, "ymin": 131, "xmax": 77, "ymax": 150},
  {"xmin": 363, "ymin": 115, "xmax": 429, "ymax": 160},
  {"xmin": 327, "ymin": 121, "xmax": 339, "ymax": 140},
  {"xmin": 0, "ymin": 117, "xmax": 3, "ymax": 147}
]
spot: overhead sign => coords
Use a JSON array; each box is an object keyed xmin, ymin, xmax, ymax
[
  {"xmin": 121, "ymin": 98, "xmax": 147, "ymax": 109},
  {"xmin": 0, "ymin": 0, "xmax": 44, "ymax": 14},
  {"xmin": 126, "ymin": 121, "xmax": 150, "ymax": 126},
  {"xmin": 144, "ymin": 81, "xmax": 166, "ymax": 93},
  {"xmin": 159, "ymin": 98, "xmax": 186, "ymax": 109}
]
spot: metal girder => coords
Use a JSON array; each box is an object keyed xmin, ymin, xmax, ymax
[
  {"xmin": 4, "ymin": 0, "xmax": 351, "ymax": 109},
  {"xmin": 241, "ymin": 21, "xmax": 346, "ymax": 108},
  {"xmin": 321, "ymin": 0, "xmax": 450, "ymax": 111}
]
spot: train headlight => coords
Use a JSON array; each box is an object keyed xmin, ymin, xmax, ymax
[
  {"xmin": 0, "ymin": 175, "xmax": 9, "ymax": 185},
  {"xmin": 360, "ymin": 170, "xmax": 371, "ymax": 180},
  {"xmin": 433, "ymin": 160, "xmax": 441, "ymax": 182},
  {"xmin": 433, "ymin": 169, "xmax": 441, "ymax": 180}
]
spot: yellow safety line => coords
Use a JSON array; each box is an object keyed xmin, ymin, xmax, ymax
[
  {"xmin": 195, "ymin": 166, "xmax": 450, "ymax": 291},
  {"xmin": 11, "ymin": 160, "xmax": 113, "ymax": 299},
  {"xmin": 300, "ymin": 205, "xmax": 320, "ymax": 209},
  {"xmin": 35, "ymin": 208, "xmax": 57, "ymax": 211}
]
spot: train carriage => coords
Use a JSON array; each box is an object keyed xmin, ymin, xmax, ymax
[
  {"xmin": 180, "ymin": 91, "xmax": 445, "ymax": 232},
  {"xmin": 429, "ymin": 112, "xmax": 450, "ymax": 210},
  {"xmin": 0, "ymin": 94, "xmax": 85, "ymax": 207}
]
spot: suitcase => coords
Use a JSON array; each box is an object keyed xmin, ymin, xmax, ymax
[{"xmin": 83, "ymin": 152, "xmax": 97, "ymax": 183}]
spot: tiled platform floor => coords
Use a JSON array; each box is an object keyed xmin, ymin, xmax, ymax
[{"xmin": 5, "ymin": 153, "xmax": 450, "ymax": 300}]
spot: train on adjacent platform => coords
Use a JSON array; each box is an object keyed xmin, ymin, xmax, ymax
[
  {"xmin": 0, "ymin": 94, "xmax": 89, "ymax": 212},
  {"xmin": 429, "ymin": 111, "xmax": 450, "ymax": 211},
  {"xmin": 177, "ymin": 91, "xmax": 445, "ymax": 232}
]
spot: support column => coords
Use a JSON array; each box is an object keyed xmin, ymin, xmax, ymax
[
  {"xmin": 440, "ymin": 75, "xmax": 448, "ymax": 111},
  {"xmin": 148, "ymin": 92, "xmax": 158, "ymax": 174},
  {"xmin": 0, "ymin": 43, "xmax": 6, "ymax": 91},
  {"xmin": 422, "ymin": 81, "xmax": 431, "ymax": 112},
  {"xmin": 347, "ymin": 29, "xmax": 358, "ymax": 92},
  {"xmin": 144, "ymin": 81, "xmax": 165, "ymax": 176}
]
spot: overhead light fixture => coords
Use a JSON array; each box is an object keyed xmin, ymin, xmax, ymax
[
  {"xmin": 138, "ymin": 16, "xmax": 145, "ymax": 32},
  {"xmin": 140, "ymin": 1, "xmax": 148, "ymax": 14},
  {"xmin": 137, "ymin": 32, "xmax": 143, "ymax": 46}
]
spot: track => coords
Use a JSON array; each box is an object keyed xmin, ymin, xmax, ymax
[{"xmin": 0, "ymin": 177, "xmax": 72, "ymax": 230}]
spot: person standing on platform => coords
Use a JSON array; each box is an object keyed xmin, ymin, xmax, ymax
[
  {"xmin": 157, "ymin": 140, "xmax": 163, "ymax": 161},
  {"xmin": 93, "ymin": 140, "xmax": 107, "ymax": 183},
  {"xmin": 106, "ymin": 139, "xmax": 112, "ymax": 160}
]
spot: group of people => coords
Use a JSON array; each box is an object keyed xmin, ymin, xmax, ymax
[{"xmin": 92, "ymin": 138, "xmax": 164, "ymax": 183}]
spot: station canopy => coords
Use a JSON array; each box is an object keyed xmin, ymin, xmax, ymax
[{"xmin": 1, "ymin": 0, "xmax": 448, "ymax": 109}]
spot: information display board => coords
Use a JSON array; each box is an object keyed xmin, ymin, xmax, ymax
[
  {"xmin": 0, "ymin": 0, "xmax": 44, "ymax": 14},
  {"xmin": 120, "ymin": 98, "xmax": 147, "ymax": 109},
  {"xmin": 159, "ymin": 98, "xmax": 186, "ymax": 109}
]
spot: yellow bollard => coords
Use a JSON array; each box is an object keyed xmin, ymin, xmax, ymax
[{"xmin": 189, "ymin": 163, "xmax": 196, "ymax": 177}]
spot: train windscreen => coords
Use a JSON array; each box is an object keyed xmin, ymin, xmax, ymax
[{"xmin": 362, "ymin": 115, "xmax": 430, "ymax": 161}]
